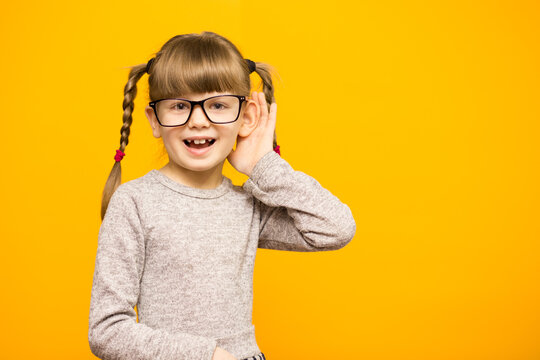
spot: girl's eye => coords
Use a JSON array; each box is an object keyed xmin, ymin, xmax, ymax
[
  {"xmin": 211, "ymin": 103, "xmax": 227, "ymax": 110},
  {"xmin": 174, "ymin": 103, "xmax": 187, "ymax": 110}
]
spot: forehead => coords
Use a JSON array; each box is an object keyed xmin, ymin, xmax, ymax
[{"xmin": 174, "ymin": 91, "xmax": 231, "ymax": 100}]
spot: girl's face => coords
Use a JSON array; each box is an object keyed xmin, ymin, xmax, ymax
[{"xmin": 144, "ymin": 91, "xmax": 258, "ymax": 182}]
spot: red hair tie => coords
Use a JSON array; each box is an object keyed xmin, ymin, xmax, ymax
[
  {"xmin": 114, "ymin": 149, "xmax": 125, "ymax": 162},
  {"xmin": 273, "ymin": 145, "xmax": 280, "ymax": 156}
]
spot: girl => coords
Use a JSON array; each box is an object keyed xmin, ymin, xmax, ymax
[{"xmin": 88, "ymin": 31, "xmax": 356, "ymax": 360}]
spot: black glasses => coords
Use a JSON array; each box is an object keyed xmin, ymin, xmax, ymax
[{"xmin": 149, "ymin": 94, "xmax": 247, "ymax": 127}]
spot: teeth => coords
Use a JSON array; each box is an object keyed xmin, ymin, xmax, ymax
[{"xmin": 186, "ymin": 139, "xmax": 214, "ymax": 144}]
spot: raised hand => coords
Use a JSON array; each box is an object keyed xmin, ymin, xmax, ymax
[
  {"xmin": 212, "ymin": 346, "xmax": 237, "ymax": 360},
  {"xmin": 227, "ymin": 91, "xmax": 277, "ymax": 177}
]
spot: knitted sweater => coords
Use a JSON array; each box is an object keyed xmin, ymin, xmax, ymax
[{"xmin": 88, "ymin": 150, "xmax": 356, "ymax": 360}]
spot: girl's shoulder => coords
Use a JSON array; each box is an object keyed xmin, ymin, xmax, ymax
[{"xmin": 111, "ymin": 170, "xmax": 158, "ymax": 201}]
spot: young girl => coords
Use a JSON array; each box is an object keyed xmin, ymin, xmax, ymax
[{"xmin": 88, "ymin": 31, "xmax": 356, "ymax": 360}]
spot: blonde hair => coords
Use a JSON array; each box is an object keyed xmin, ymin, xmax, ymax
[{"xmin": 101, "ymin": 31, "xmax": 277, "ymax": 221}]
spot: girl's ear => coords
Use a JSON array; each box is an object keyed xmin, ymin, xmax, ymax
[
  {"xmin": 145, "ymin": 106, "xmax": 162, "ymax": 138},
  {"xmin": 238, "ymin": 98, "xmax": 259, "ymax": 137}
]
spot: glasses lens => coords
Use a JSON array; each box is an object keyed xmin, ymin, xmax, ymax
[
  {"xmin": 203, "ymin": 96, "xmax": 240, "ymax": 123},
  {"xmin": 156, "ymin": 99, "xmax": 191, "ymax": 126}
]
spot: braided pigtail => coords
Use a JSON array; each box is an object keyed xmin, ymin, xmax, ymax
[
  {"xmin": 250, "ymin": 61, "xmax": 279, "ymax": 152},
  {"xmin": 100, "ymin": 62, "xmax": 148, "ymax": 221}
]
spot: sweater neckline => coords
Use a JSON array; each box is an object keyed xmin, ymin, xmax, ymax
[{"xmin": 148, "ymin": 169, "xmax": 232, "ymax": 199}]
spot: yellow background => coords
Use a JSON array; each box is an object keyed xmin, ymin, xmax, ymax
[{"xmin": 1, "ymin": 0, "xmax": 538, "ymax": 359}]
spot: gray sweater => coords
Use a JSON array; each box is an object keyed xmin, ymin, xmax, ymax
[{"xmin": 88, "ymin": 150, "xmax": 356, "ymax": 360}]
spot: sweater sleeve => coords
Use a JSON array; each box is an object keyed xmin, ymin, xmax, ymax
[
  {"xmin": 242, "ymin": 150, "xmax": 356, "ymax": 252},
  {"xmin": 88, "ymin": 186, "xmax": 218, "ymax": 360}
]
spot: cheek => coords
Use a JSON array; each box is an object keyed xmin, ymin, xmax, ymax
[
  {"xmin": 216, "ymin": 137, "xmax": 234, "ymax": 152},
  {"xmin": 222, "ymin": 131, "xmax": 240, "ymax": 147},
  {"xmin": 160, "ymin": 131, "xmax": 184, "ymax": 151},
  {"xmin": 162, "ymin": 129, "xmax": 180, "ymax": 141}
]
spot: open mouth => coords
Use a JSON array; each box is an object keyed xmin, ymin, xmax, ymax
[{"xmin": 183, "ymin": 139, "xmax": 216, "ymax": 149}]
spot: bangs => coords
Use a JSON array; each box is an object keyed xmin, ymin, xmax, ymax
[{"xmin": 149, "ymin": 38, "xmax": 250, "ymax": 100}]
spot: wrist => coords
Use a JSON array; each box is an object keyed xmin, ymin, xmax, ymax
[{"xmin": 246, "ymin": 149, "xmax": 280, "ymax": 180}]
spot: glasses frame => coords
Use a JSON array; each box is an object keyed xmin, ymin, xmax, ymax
[{"xmin": 149, "ymin": 94, "xmax": 247, "ymax": 127}]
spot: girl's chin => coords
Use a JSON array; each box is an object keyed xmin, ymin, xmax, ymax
[{"xmin": 173, "ymin": 154, "xmax": 226, "ymax": 171}]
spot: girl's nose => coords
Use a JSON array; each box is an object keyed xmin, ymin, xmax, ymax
[{"xmin": 187, "ymin": 104, "xmax": 211, "ymax": 127}]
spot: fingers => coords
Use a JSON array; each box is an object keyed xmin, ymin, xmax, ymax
[
  {"xmin": 268, "ymin": 102, "xmax": 277, "ymax": 127},
  {"xmin": 258, "ymin": 92, "xmax": 268, "ymax": 122}
]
